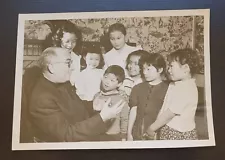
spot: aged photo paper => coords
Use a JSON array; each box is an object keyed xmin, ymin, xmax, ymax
[{"xmin": 12, "ymin": 9, "xmax": 215, "ymax": 150}]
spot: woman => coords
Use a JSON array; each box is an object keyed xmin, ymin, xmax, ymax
[{"xmin": 43, "ymin": 20, "xmax": 82, "ymax": 86}]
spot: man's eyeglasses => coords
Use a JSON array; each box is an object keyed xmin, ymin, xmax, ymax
[{"xmin": 51, "ymin": 59, "xmax": 73, "ymax": 68}]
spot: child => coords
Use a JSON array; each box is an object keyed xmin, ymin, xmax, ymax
[
  {"xmin": 127, "ymin": 53, "xmax": 169, "ymax": 141},
  {"xmin": 104, "ymin": 23, "xmax": 142, "ymax": 71},
  {"xmin": 145, "ymin": 48, "xmax": 199, "ymax": 140},
  {"xmin": 120, "ymin": 50, "xmax": 148, "ymax": 97},
  {"xmin": 93, "ymin": 65, "xmax": 129, "ymax": 141},
  {"xmin": 44, "ymin": 21, "xmax": 82, "ymax": 86},
  {"xmin": 75, "ymin": 44, "xmax": 105, "ymax": 114}
]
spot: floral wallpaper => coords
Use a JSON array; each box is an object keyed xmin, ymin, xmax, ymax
[
  {"xmin": 24, "ymin": 16, "xmax": 204, "ymax": 73},
  {"xmin": 71, "ymin": 17, "xmax": 193, "ymax": 53},
  {"xmin": 195, "ymin": 16, "xmax": 204, "ymax": 73},
  {"xmin": 24, "ymin": 20, "xmax": 51, "ymax": 40}
]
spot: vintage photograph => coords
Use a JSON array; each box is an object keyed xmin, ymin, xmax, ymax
[{"xmin": 12, "ymin": 9, "xmax": 214, "ymax": 150}]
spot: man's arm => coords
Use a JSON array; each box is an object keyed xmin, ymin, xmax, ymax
[
  {"xmin": 30, "ymin": 95, "xmax": 125, "ymax": 142},
  {"xmin": 30, "ymin": 96, "xmax": 107, "ymax": 142}
]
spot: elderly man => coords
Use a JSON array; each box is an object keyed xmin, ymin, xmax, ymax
[{"xmin": 28, "ymin": 47, "xmax": 125, "ymax": 142}]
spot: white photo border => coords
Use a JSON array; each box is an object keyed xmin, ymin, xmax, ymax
[{"xmin": 12, "ymin": 9, "xmax": 215, "ymax": 150}]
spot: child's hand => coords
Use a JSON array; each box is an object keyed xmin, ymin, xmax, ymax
[
  {"xmin": 145, "ymin": 127, "xmax": 157, "ymax": 140},
  {"xmin": 127, "ymin": 134, "xmax": 133, "ymax": 141}
]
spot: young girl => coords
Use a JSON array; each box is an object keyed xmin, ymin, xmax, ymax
[
  {"xmin": 104, "ymin": 23, "xmax": 142, "ymax": 71},
  {"xmin": 145, "ymin": 48, "xmax": 199, "ymax": 140},
  {"xmin": 75, "ymin": 44, "xmax": 105, "ymax": 114},
  {"xmin": 127, "ymin": 53, "xmax": 169, "ymax": 141},
  {"xmin": 120, "ymin": 50, "xmax": 148, "ymax": 97},
  {"xmin": 44, "ymin": 20, "xmax": 82, "ymax": 86}
]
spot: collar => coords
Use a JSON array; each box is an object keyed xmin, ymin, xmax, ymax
[
  {"xmin": 100, "ymin": 90, "xmax": 119, "ymax": 96},
  {"xmin": 71, "ymin": 51, "xmax": 81, "ymax": 58},
  {"xmin": 41, "ymin": 74, "xmax": 70, "ymax": 88},
  {"xmin": 126, "ymin": 76, "xmax": 143, "ymax": 84},
  {"xmin": 112, "ymin": 43, "xmax": 129, "ymax": 54},
  {"xmin": 173, "ymin": 78, "xmax": 196, "ymax": 86}
]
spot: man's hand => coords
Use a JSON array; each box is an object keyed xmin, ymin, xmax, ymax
[
  {"xmin": 93, "ymin": 97, "xmax": 104, "ymax": 111},
  {"xmin": 100, "ymin": 98, "xmax": 125, "ymax": 122}
]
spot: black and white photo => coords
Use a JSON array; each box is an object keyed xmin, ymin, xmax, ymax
[{"xmin": 12, "ymin": 9, "xmax": 214, "ymax": 150}]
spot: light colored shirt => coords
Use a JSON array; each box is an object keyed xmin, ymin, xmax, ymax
[
  {"xmin": 104, "ymin": 44, "xmax": 142, "ymax": 71},
  {"xmin": 120, "ymin": 76, "xmax": 143, "ymax": 97},
  {"xmin": 158, "ymin": 79, "xmax": 198, "ymax": 132},
  {"xmin": 75, "ymin": 68, "xmax": 103, "ymax": 101},
  {"xmin": 70, "ymin": 52, "xmax": 81, "ymax": 86}
]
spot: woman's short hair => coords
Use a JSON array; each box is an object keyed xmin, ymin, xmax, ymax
[{"xmin": 43, "ymin": 20, "xmax": 82, "ymax": 53}]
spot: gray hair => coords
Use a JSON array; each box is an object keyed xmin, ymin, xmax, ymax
[{"xmin": 38, "ymin": 47, "xmax": 58, "ymax": 72}]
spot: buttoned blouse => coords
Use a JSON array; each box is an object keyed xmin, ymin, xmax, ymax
[{"xmin": 129, "ymin": 81, "xmax": 169, "ymax": 138}]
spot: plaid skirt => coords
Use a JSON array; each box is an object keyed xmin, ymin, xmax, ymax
[{"xmin": 159, "ymin": 125, "xmax": 198, "ymax": 140}]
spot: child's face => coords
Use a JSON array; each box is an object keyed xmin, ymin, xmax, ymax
[
  {"xmin": 127, "ymin": 55, "xmax": 141, "ymax": 77},
  {"xmin": 101, "ymin": 73, "xmax": 121, "ymax": 92},
  {"xmin": 85, "ymin": 53, "xmax": 101, "ymax": 69},
  {"xmin": 109, "ymin": 31, "xmax": 126, "ymax": 50},
  {"xmin": 167, "ymin": 61, "xmax": 187, "ymax": 81},
  {"xmin": 61, "ymin": 32, "xmax": 77, "ymax": 52},
  {"xmin": 143, "ymin": 63, "xmax": 162, "ymax": 82}
]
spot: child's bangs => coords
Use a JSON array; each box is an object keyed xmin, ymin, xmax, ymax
[
  {"xmin": 167, "ymin": 54, "xmax": 178, "ymax": 64},
  {"xmin": 145, "ymin": 61, "xmax": 160, "ymax": 70},
  {"xmin": 168, "ymin": 54, "xmax": 187, "ymax": 66}
]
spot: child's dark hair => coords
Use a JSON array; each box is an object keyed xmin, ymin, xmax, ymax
[
  {"xmin": 125, "ymin": 50, "xmax": 149, "ymax": 70},
  {"xmin": 104, "ymin": 65, "xmax": 125, "ymax": 83},
  {"xmin": 167, "ymin": 48, "xmax": 199, "ymax": 76},
  {"xmin": 83, "ymin": 44, "xmax": 105, "ymax": 69},
  {"xmin": 43, "ymin": 20, "xmax": 82, "ymax": 53},
  {"xmin": 139, "ymin": 53, "xmax": 166, "ymax": 74},
  {"xmin": 108, "ymin": 23, "xmax": 126, "ymax": 35}
]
